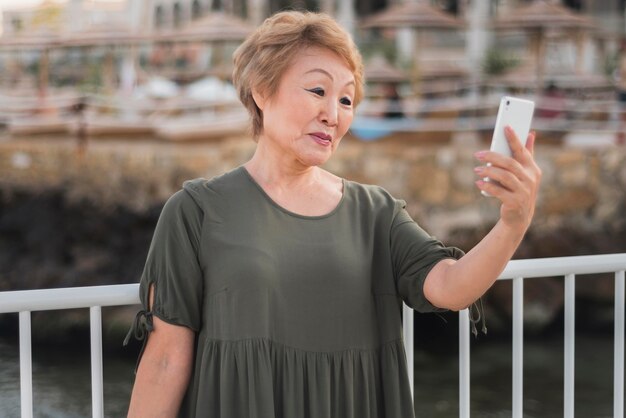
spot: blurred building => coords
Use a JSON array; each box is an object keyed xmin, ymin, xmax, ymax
[
  {"xmin": 2, "ymin": 0, "xmax": 625, "ymax": 35},
  {"xmin": 2, "ymin": 0, "xmax": 129, "ymax": 35},
  {"xmin": 1, "ymin": 0, "xmax": 624, "ymax": 96},
  {"xmin": 144, "ymin": 0, "xmax": 626, "ymax": 33}
]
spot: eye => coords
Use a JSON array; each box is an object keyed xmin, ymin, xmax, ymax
[
  {"xmin": 340, "ymin": 97, "xmax": 352, "ymax": 106},
  {"xmin": 307, "ymin": 87, "xmax": 325, "ymax": 97}
]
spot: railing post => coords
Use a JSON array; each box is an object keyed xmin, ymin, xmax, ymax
[
  {"xmin": 90, "ymin": 306, "xmax": 104, "ymax": 418},
  {"xmin": 564, "ymin": 274, "xmax": 576, "ymax": 418},
  {"xmin": 615, "ymin": 270, "xmax": 625, "ymax": 418},
  {"xmin": 512, "ymin": 277, "xmax": 524, "ymax": 418},
  {"xmin": 19, "ymin": 311, "xmax": 33, "ymax": 418},
  {"xmin": 403, "ymin": 303, "xmax": 414, "ymax": 399},
  {"xmin": 459, "ymin": 308, "xmax": 470, "ymax": 418}
]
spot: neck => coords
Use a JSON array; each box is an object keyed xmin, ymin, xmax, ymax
[{"xmin": 244, "ymin": 136, "xmax": 320, "ymax": 188}]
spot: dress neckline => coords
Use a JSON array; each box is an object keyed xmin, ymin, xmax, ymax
[{"xmin": 238, "ymin": 165, "xmax": 347, "ymax": 220}]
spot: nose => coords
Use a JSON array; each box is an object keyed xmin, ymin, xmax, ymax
[{"xmin": 319, "ymin": 98, "xmax": 338, "ymax": 127}]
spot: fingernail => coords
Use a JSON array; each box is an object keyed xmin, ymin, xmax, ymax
[
  {"xmin": 475, "ymin": 180, "xmax": 485, "ymax": 187},
  {"xmin": 474, "ymin": 151, "xmax": 487, "ymax": 160},
  {"xmin": 474, "ymin": 166, "xmax": 484, "ymax": 174}
]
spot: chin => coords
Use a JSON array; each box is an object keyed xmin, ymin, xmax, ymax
[{"xmin": 298, "ymin": 152, "xmax": 332, "ymax": 167}]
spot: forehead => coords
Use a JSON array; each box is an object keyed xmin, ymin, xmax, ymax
[{"xmin": 285, "ymin": 46, "xmax": 354, "ymax": 84}]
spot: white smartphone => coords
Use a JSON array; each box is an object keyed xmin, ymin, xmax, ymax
[{"xmin": 482, "ymin": 96, "xmax": 535, "ymax": 197}]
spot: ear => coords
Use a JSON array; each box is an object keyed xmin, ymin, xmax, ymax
[{"xmin": 251, "ymin": 88, "xmax": 266, "ymax": 111}]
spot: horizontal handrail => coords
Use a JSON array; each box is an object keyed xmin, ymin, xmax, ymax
[
  {"xmin": 0, "ymin": 284, "xmax": 140, "ymax": 314},
  {"xmin": 498, "ymin": 254, "xmax": 626, "ymax": 280}
]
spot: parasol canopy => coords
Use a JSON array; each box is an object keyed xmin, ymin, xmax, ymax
[
  {"xmin": 491, "ymin": 0, "xmax": 598, "ymax": 92},
  {"xmin": 0, "ymin": 29, "xmax": 63, "ymax": 99},
  {"xmin": 0, "ymin": 29, "xmax": 60, "ymax": 50},
  {"xmin": 57, "ymin": 24, "xmax": 149, "ymax": 48},
  {"xmin": 360, "ymin": 1, "xmax": 464, "ymax": 30},
  {"xmin": 492, "ymin": 0, "xmax": 595, "ymax": 31},
  {"xmin": 364, "ymin": 55, "xmax": 408, "ymax": 84},
  {"xmin": 156, "ymin": 12, "xmax": 254, "ymax": 43}
]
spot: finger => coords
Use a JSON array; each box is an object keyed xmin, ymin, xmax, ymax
[
  {"xmin": 475, "ymin": 151, "xmax": 526, "ymax": 180},
  {"xmin": 504, "ymin": 126, "xmax": 525, "ymax": 159},
  {"xmin": 474, "ymin": 165, "xmax": 523, "ymax": 192},
  {"xmin": 504, "ymin": 125, "xmax": 530, "ymax": 165},
  {"xmin": 475, "ymin": 179, "xmax": 513, "ymax": 200},
  {"xmin": 525, "ymin": 131, "xmax": 537, "ymax": 156},
  {"xmin": 476, "ymin": 179, "xmax": 528, "ymax": 215}
]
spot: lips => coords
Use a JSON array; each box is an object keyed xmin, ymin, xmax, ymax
[{"xmin": 309, "ymin": 132, "xmax": 332, "ymax": 146}]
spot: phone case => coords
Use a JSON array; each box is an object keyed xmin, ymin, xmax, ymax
[
  {"xmin": 483, "ymin": 96, "xmax": 535, "ymax": 196},
  {"xmin": 490, "ymin": 96, "xmax": 535, "ymax": 157}
]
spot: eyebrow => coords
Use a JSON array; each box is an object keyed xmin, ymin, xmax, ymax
[{"xmin": 304, "ymin": 68, "xmax": 355, "ymax": 87}]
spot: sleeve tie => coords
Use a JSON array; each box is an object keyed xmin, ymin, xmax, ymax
[
  {"xmin": 123, "ymin": 310, "xmax": 154, "ymax": 374},
  {"xmin": 469, "ymin": 297, "xmax": 487, "ymax": 338},
  {"xmin": 123, "ymin": 310, "xmax": 154, "ymax": 346}
]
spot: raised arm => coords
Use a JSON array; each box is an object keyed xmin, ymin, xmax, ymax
[
  {"xmin": 127, "ymin": 286, "xmax": 195, "ymax": 418},
  {"xmin": 423, "ymin": 126, "xmax": 541, "ymax": 311}
]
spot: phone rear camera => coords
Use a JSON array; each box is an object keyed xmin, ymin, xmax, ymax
[{"xmin": 506, "ymin": 100, "xmax": 510, "ymax": 105}]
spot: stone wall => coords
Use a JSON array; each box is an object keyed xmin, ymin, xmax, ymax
[{"xmin": 1, "ymin": 133, "xmax": 625, "ymax": 244}]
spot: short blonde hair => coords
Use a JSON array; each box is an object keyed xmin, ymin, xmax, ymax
[{"xmin": 232, "ymin": 11, "xmax": 364, "ymax": 139}]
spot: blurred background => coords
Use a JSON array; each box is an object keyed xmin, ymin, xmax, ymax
[{"xmin": 0, "ymin": 0, "xmax": 625, "ymax": 416}]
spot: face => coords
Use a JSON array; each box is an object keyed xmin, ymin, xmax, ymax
[{"xmin": 254, "ymin": 46, "xmax": 356, "ymax": 167}]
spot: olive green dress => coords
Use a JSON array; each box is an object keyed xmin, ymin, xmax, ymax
[{"xmin": 129, "ymin": 165, "xmax": 464, "ymax": 418}]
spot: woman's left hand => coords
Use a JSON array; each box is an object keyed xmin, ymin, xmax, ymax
[{"xmin": 474, "ymin": 126, "xmax": 542, "ymax": 233}]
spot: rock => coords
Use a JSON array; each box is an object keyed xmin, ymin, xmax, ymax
[{"xmin": 542, "ymin": 188, "xmax": 598, "ymax": 215}]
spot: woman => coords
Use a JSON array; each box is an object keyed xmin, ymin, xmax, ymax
[{"xmin": 126, "ymin": 11, "xmax": 541, "ymax": 418}]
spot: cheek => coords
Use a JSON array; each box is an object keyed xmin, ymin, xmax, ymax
[
  {"xmin": 268, "ymin": 94, "xmax": 314, "ymax": 130},
  {"xmin": 282, "ymin": 102, "xmax": 318, "ymax": 134},
  {"xmin": 339, "ymin": 111, "xmax": 354, "ymax": 135}
]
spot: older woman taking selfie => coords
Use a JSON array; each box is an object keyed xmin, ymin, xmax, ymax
[{"xmin": 126, "ymin": 10, "xmax": 541, "ymax": 418}]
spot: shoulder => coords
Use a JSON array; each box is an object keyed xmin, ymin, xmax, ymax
[
  {"xmin": 180, "ymin": 166, "xmax": 245, "ymax": 206},
  {"xmin": 165, "ymin": 166, "xmax": 250, "ymax": 224},
  {"xmin": 183, "ymin": 167, "xmax": 242, "ymax": 197},
  {"xmin": 346, "ymin": 179, "xmax": 405, "ymax": 208},
  {"xmin": 159, "ymin": 187, "xmax": 203, "ymax": 223},
  {"xmin": 345, "ymin": 179, "xmax": 406, "ymax": 218},
  {"xmin": 155, "ymin": 167, "xmax": 244, "ymax": 222}
]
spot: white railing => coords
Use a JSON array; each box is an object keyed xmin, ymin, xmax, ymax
[
  {"xmin": 404, "ymin": 253, "xmax": 626, "ymax": 418},
  {"xmin": 0, "ymin": 285, "xmax": 139, "ymax": 418},
  {"xmin": 1, "ymin": 254, "xmax": 625, "ymax": 418}
]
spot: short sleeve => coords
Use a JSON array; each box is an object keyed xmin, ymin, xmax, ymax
[
  {"xmin": 390, "ymin": 200, "xmax": 464, "ymax": 313},
  {"xmin": 138, "ymin": 188, "xmax": 204, "ymax": 331}
]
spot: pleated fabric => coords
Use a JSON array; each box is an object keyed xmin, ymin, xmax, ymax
[
  {"xmin": 129, "ymin": 166, "xmax": 465, "ymax": 418},
  {"xmin": 183, "ymin": 337, "xmax": 419, "ymax": 418}
]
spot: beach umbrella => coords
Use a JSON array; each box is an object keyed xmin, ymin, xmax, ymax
[
  {"xmin": 0, "ymin": 30, "xmax": 61, "ymax": 101},
  {"xmin": 57, "ymin": 25, "xmax": 148, "ymax": 48},
  {"xmin": 364, "ymin": 55, "xmax": 408, "ymax": 84},
  {"xmin": 156, "ymin": 12, "xmax": 253, "ymax": 43},
  {"xmin": 360, "ymin": 0, "xmax": 464, "ymax": 93},
  {"xmin": 56, "ymin": 25, "xmax": 149, "ymax": 94},
  {"xmin": 492, "ymin": 0, "xmax": 597, "ymax": 92},
  {"xmin": 360, "ymin": 0, "xmax": 464, "ymax": 30},
  {"xmin": 492, "ymin": 0, "xmax": 593, "ymax": 31},
  {"xmin": 152, "ymin": 12, "xmax": 253, "ymax": 81},
  {"xmin": 0, "ymin": 30, "xmax": 60, "ymax": 50}
]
